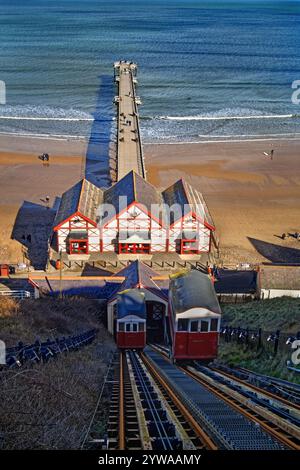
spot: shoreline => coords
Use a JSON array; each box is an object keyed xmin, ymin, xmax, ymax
[
  {"xmin": 0, "ymin": 134, "xmax": 300, "ymax": 265},
  {"xmin": 1, "ymin": 132, "xmax": 300, "ymax": 155}
]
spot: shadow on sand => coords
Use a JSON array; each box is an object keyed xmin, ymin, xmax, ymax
[
  {"xmin": 248, "ymin": 237, "xmax": 300, "ymax": 264},
  {"xmin": 11, "ymin": 201, "xmax": 56, "ymax": 270},
  {"xmin": 11, "ymin": 78, "xmax": 116, "ymax": 270},
  {"xmin": 82, "ymin": 263, "xmax": 113, "ymax": 277},
  {"xmin": 85, "ymin": 74, "xmax": 116, "ymax": 188}
]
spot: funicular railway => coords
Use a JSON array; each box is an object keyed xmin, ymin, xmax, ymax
[
  {"xmin": 47, "ymin": 60, "xmax": 300, "ymax": 452},
  {"xmin": 82, "ymin": 346, "xmax": 300, "ymax": 450},
  {"xmin": 82, "ymin": 269, "xmax": 300, "ymax": 451}
]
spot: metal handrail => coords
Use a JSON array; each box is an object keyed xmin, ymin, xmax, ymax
[{"xmin": 0, "ymin": 290, "xmax": 31, "ymax": 299}]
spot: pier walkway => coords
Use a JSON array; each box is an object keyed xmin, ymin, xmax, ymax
[{"xmin": 114, "ymin": 61, "xmax": 146, "ymax": 180}]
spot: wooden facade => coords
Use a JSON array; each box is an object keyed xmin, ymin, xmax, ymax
[{"xmin": 52, "ymin": 171, "xmax": 215, "ymax": 257}]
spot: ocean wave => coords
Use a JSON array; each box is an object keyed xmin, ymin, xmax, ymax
[
  {"xmin": 154, "ymin": 113, "xmax": 299, "ymax": 121},
  {"xmin": 1, "ymin": 129, "xmax": 300, "ymax": 145},
  {"xmin": 0, "ymin": 116, "xmax": 95, "ymax": 121},
  {"xmin": 0, "ymin": 104, "xmax": 94, "ymax": 121},
  {"xmin": 144, "ymin": 135, "xmax": 300, "ymax": 145},
  {"xmin": 0, "ymin": 130, "xmax": 86, "ymax": 140},
  {"xmin": 0, "ymin": 104, "xmax": 298, "ymax": 123}
]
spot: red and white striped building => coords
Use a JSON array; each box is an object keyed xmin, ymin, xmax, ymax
[{"xmin": 52, "ymin": 170, "xmax": 215, "ymax": 257}]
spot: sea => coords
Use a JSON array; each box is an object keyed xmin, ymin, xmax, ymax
[{"xmin": 0, "ymin": 0, "xmax": 300, "ymax": 144}]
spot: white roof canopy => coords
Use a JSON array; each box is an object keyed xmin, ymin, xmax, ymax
[
  {"xmin": 118, "ymin": 314, "xmax": 146, "ymax": 322},
  {"xmin": 120, "ymin": 234, "xmax": 151, "ymax": 244},
  {"xmin": 176, "ymin": 307, "xmax": 221, "ymax": 320}
]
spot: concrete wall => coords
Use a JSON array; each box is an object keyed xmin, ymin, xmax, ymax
[{"xmin": 260, "ymin": 289, "xmax": 300, "ymax": 299}]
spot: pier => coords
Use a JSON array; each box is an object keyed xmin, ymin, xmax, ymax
[{"xmin": 114, "ymin": 61, "xmax": 146, "ymax": 180}]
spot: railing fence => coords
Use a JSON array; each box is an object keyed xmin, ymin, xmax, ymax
[{"xmin": 221, "ymin": 325, "xmax": 300, "ymax": 356}]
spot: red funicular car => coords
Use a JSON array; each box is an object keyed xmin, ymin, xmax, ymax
[
  {"xmin": 168, "ymin": 270, "xmax": 221, "ymax": 362},
  {"xmin": 116, "ymin": 289, "xmax": 146, "ymax": 349}
]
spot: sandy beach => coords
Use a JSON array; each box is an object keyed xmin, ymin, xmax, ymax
[{"xmin": 0, "ymin": 134, "xmax": 299, "ymax": 265}]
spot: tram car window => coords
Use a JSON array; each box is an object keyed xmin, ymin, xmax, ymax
[
  {"xmin": 116, "ymin": 290, "xmax": 146, "ymax": 349},
  {"xmin": 169, "ymin": 270, "xmax": 222, "ymax": 362}
]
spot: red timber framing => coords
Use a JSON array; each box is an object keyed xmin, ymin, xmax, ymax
[
  {"xmin": 69, "ymin": 239, "xmax": 89, "ymax": 255},
  {"xmin": 170, "ymin": 211, "xmax": 214, "ymax": 254},
  {"xmin": 118, "ymin": 243, "xmax": 150, "ymax": 254},
  {"xmin": 54, "ymin": 211, "xmax": 100, "ymax": 254},
  {"xmin": 53, "ymin": 202, "xmax": 214, "ymax": 256},
  {"xmin": 54, "ymin": 211, "xmax": 98, "ymax": 232},
  {"xmin": 180, "ymin": 239, "xmax": 200, "ymax": 255},
  {"xmin": 103, "ymin": 201, "xmax": 166, "ymax": 254}
]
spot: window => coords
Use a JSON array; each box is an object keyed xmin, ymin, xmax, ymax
[
  {"xmin": 69, "ymin": 240, "xmax": 88, "ymax": 254},
  {"xmin": 119, "ymin": 243, "xmax": 150, "ymax": 254},
  {"xmin": 177, "ymin": 319, "xmax": 189, "ymax": 331},
  {"xmin": 125, "ymin": 323, "xmax": 131, "ymax": 332},
  {"xmin": 153, "ymin": 304, "xmax": 163, "ymax": 320},
  {"xmin": 119, "ymin": 322, "xmax": 125, "ymax": 332},
  {"xmin": 180, "ymin": 239, "xmax": 199, "ymax": 254},
  {"xmin": 201, "ymin": 320, "xmax": 209, "ymax": 332},
  {"xmin": 132, "ymin": 323, "xmax": 138, "ymax": 332},
  {"xmin": 210, "ymin": 319, "xmax": 219, "ymax": 332},
  {"xmin": 190, "ymin": 320, "xmax": 199, "ymax": 332},
  {"xmin": 138, "ymin": 323, "xmax": 145, "ymax": 332}
]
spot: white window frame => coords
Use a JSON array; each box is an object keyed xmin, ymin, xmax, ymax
[
  {"xmin": 179, "ymin": 318, "xmax": 220, "ymax": 333},
  {"xmin": 117, "ymin": 319, "xmax": 145, "ymax": 332}
]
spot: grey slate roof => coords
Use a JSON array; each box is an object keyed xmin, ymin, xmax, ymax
[
  {"xmin": 259, "ymin": 266, "xmax": 300, "ymax": 290},
  {"xmin": 54, "ymin": 179, "xmax": 103, "ymax": 228},
  {"xmin": 169, "ymin": 269, "xmax": 221, "ymax": 315},
  {"xmin": 109, "ymin": 260, "xmax": 169, "ymax": 301},
  {"xmin": 53, "ymin": 172, "xmax": 215, "ymax": 233},
  {"xmin": 162, "ymin": 179, "xmax": 215, "ymax": 227},
  {"xmin": 103, "ymin": 171, "xmax": 164, "ymax": 223},
  {"xmin": 29, "ymin": 278, "xmax": 121, "ymax": 299}
]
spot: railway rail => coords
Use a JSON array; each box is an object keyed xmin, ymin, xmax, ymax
[
  {"xmin": 238, "ymin": 366, "xmax": 300, "ymax": 404},
  {"xmin": 187, "ymin": 364, "xmax": 300, "ymax": 450},
  {"xmin": 105, "ymin": 350, "xmax": 217, "ymax": 450},
  {"xmin": 210, "ymin": 363, "xmax": 300, "ymax": 409},
  {"xmin": 83, "ymin": 345, "xmax": 299, "ymax": 450},
  {"xmin": 147, "ymin": 344, "xmax": 300, "ymax": 450}
]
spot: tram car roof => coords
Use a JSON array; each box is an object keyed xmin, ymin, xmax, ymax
[
  {"xmin": 117, "ymin": 289, "xmax": 146, "ymax": 319},
  {"xmin": 169, "ymin": 270, "xmax": 222, "ymax": 318}
]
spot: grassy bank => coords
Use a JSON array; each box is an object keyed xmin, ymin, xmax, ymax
[
  {"xmin": 0, "ymin": 297, "xmax": 116, "ymax": 450},
  {"xmin": 218, "ymin": 298, "xmax": 300, "ymax": 384}
]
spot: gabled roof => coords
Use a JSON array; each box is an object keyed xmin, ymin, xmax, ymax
[
  {"xmin": 169, "ymin": 269, "xmax": 221, "ymax": 315},
  {"xmin": 28, "ymin": 277, "xmax": 121, "ymax": 299},
  {"xmin": 109, "ymin": 260, "xmax": 169, "ymax": 301},
  {"xmin": 53, "ymin": 179, "xmax": 103, "ymax": 229},
  {"xmin": 103, "ymin": 171, "xmax": 164, "ymax": 223},
  {"xmin": 162, "ymin": 179, "xmax": 215, "ymax": 228}
]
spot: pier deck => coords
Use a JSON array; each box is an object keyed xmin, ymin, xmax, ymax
[{"xmin": 114, "ymin": 61, "xmax": 146, "ymax": 180}]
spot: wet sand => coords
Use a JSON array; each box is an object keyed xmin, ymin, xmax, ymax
[{"xmin": 0, "ymin": 134, "xmax": 299, "ymax": 265}]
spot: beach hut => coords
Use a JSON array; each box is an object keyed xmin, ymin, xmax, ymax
[
  {"xmin": 162, "ymin": 179, "xmax": 215, "ymax": 254},
  {"xmin": 52, "ymin": 179, "xmax": 103, "ymax": 255}
]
